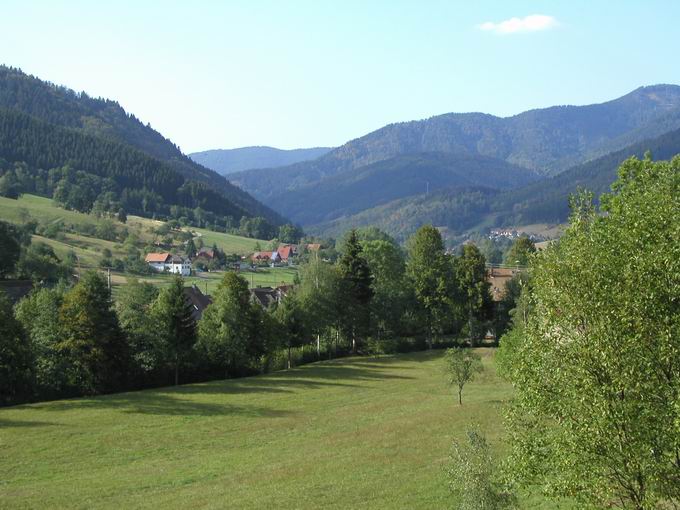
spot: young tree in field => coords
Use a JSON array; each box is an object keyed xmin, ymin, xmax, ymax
[
  {"xmin": 337, "ymin": 230, "xmax": 373, "ymax": 354},
  {"xmin": 0, "ymin": 290, "xmax": 35, "ymax": 404},
  {"xmin": 444, "ymin": 347, "xmax": 483, "ymax": 405},
  {"xmin": 185, "ymin": 238, "xmax": 197, "ymax": 259},
  {"xmin": 58, "ymin": 270, "xmax": 129, "ymax": 394},
  {"xmin": 447, "ymin": 428, "xmax": 515, "ymax": 509},
  {"xmin": 455, "ymin": 244, "xmax": 492, "ymax": 345},
  {"xmin": 407, "ymin": 225, "xmax": 453, "ymax": 349},
  {"xmin": 198, "ymin": 272, "xmax": 257, "ymax": 377},
  {"xmin": 503, "ymin": 236, "xmax": 536, "ymax": 267},
  {"xmin": 151, "ymin": 276, "xmax": 196, "ymax": 386},
  {"xmin": 504, "ymin": 156, "xmax": 680, "ymax": 509}
]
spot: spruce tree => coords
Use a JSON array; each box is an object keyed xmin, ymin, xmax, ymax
[
  {"xmin": 151, "ymin": 276, "xmax": 196, "ymax": 386},
  {"xmin": 338, "ymin": 230, "xmax": 373, "ymax": 353}
]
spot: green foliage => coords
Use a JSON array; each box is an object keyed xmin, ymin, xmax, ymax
[
  {"xmin": 455, "ymin": 244, "xmax": 492, "ymax": 344},
  {"xmin": 447, "ymin": 428, "xmax": 515, "ymax": 509},
  {"xmin": 503, "ymin": 237, "xmax": 536, "ymax": 267},
  {"xmin": 58, "ymin": 271, "xmax": 129, "ymax": 394},
  {"xmin": 14, "ymin": 286, "xmax": 68, "ymax": 397},
  {"xmin": 0, "ymin": 290, "xmax": 34, "ymax": 404},
  {"xmin": 197, "ymin": 272, "xmax": 259, "ymax": 377},
  {"xmin": 0, "ymin": 220, "xmax": 21, "ymax": 277},
  {"xmin": 505, "ymin": 156, "xmax": 680, "ymax": 508},
  {"xmin": 115, "ymin": 278, "xmax": 160, "ymax": 376},
  {"xmin": 444, "ymin": 347, "xmax": 483, "ymax": 405},
  {"xmin": 16, "ymin": 241, "xmax": 68, "ymax": 283},
  {"xmin": 151, "ymin": 276, "xmax": 197, "ymax": 386},
  {"xmin": 337, "ymin": 230, "xmax": 374, "ymax": 353},
  {"xmin": 407, "ymin": 225, "xmax": 454, "ymax": 347}
]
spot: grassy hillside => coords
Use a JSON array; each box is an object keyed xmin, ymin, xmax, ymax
[
  {"xmin": 1, "ymin": 194, "xmax": 287, "ymax": 293},
  {"xmin": 0, "ymin": 349, "xmax": 559, "ymax": 509}
]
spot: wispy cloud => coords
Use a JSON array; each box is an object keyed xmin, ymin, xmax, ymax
[{"xmin": 477, "ymin": 14, "xmax": 558, "ymax": 35}]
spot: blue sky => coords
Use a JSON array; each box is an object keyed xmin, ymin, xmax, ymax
[{"xmin": 3, "ymin": 1, "xmax": 680, "ymax": 153}]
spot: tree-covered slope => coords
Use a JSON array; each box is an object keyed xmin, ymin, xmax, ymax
[
  {"xmin": 231, "ymin": 84, "xmax": 680, "ymax": 204},
  {"xmin": 310, "ymin": 127, "xmax": 680, "ymax": 241},
  {"xmin": 269, "ymin": 152, "xmax": 537, "ymax": 225},
  {"xmin": 189, "ymin": 146, "xmax": 332, "ymax": 175},
  {"xmin": 0, "ymin": 65, "xmax": 284, "ymax": 225}
]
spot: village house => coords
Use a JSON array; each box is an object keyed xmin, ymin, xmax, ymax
[
  {"xmin": 144, "ymin": 252, "xmax": 192, "ymax": 276},
  {"xmin": 487, "ymin": 266, "xmax": 520, "ymax": 301},
  {"xmin": 251, "ymin": 251, "xmax": 281, "ymax": 264},
  {"xmin": 276, "ymin": 244, "xmax": 298, "ymax": 264},
  {"xmin": 194, "ymin": 247, "xmax": 216, "ymax": 261},
  {"xmin": 249, "ymin": 284, "xmax": 294, "ymax": 308},
  {"xmin": 183, "ymin": 285, "xmax": 212, "ymax": 321}
]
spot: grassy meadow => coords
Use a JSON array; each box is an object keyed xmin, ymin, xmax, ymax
[{"xmin": 0, "ymin": 349, "xmax": 556, "ymax": 509}]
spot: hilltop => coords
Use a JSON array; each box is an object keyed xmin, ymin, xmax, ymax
[{"xmin": 190, "ymin": 146, "xmax": 332, "ymax": 175}]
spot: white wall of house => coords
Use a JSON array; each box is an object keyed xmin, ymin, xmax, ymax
[
  {"xmin": 167, "ymin": 262, "xmax": 191, "ymax": 276},
  {"xmin": 148, "ymin": 262, "xmax": 166, "ymax": 272}
]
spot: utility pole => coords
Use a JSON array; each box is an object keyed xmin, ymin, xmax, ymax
[{"xmin": 107, "ymin": 267, "xmax": 111, "ymax": 290}]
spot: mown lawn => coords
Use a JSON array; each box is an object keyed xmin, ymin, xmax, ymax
[{"xmin": 0, "ymin": 349, "xmax": 547, "ymax": 509}]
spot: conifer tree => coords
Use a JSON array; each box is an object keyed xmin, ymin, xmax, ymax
[
  {"xmin": 338, "ymin": 230, "xmax": 373, "ymax": 353},
  {"xmin": 151, "ymin": 276, "xmax": 196, "ymax": 386}
]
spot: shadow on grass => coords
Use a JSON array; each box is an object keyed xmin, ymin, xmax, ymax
[
  {"xmin": 11, "ymin": 351, "xmax": 430, "ymax": 417},
  {"xmin": 41, "ymin": 392, "xmax": 295, "ymax": 418},
  {"xmin": 0, "ymin": 418, "xmax": 60, "ymax": 428}
]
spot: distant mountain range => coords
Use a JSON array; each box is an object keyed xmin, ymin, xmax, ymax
[
  {"xmin": 229, "ymin": 85, "xmax": 680, "ymax": 240},
  {"xmin": 189, "ymin": 146, "xmax": 332, "ymax": 175},
  {"xmin": 309, "ymin": 127, "xmax": 680, "ymax": 241},
  {"xmin": 0, "ymin": 66, "xmax": 285, "ymax": 226}
]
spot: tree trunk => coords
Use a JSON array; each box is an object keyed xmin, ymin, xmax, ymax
[
  {"xmin": 352, "ymin": 332, "xmax": 356, "ymax": 354},
  {"xmin": 287, "ymin": 345, "xmax": 291, "ymax": 370},
  {"xmin": 316, "ymin": 334, "xmax": 320, "ymax": 359},
  {"xmin": 174, "ymin": 357, "xmax": 179, "ymax": 386},
  {"xmin": 458, "ymin": 387, "xmax": 463, "ymax": 405}
]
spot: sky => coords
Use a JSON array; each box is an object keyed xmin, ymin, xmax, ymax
[{"xmin": 2, "ymin": 1, "xmax": 680, "ymax": 153}]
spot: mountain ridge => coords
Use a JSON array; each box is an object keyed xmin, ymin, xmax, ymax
[{"xmin": 190, "ymin": 146, "xmax": 332, "ymax": 175}]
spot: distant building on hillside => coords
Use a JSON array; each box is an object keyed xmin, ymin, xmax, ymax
[
  {"xmin": 194, "ymin": 247, "xmax": 216, "ymax": 260},
  {"xmin": 144, "ymin": 252, "xmax": 191, "ymax": 276}
]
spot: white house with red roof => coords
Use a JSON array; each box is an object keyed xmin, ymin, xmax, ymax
[{"xmin": 145, "ymin": 252, "xmax": 192, "ymax": 276}]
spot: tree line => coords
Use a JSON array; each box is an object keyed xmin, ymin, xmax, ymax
[{"xmin": 0, "ymin": 223, "xmax": 532, "ymax": 406}]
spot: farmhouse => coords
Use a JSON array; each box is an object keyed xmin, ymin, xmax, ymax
[
  {"xmin": 251, "ymin": 251, "xmax": 281, "ymax": 264},
  {"xmin": 277, "ymin": 244, "xmax": 298, "ymax": 263},
  {"xmin": 195, "ymin": 247, "xmax": 216, "ymax": 260},
  {"xmin": 144, "ymin": 252, "xmax": 192, "ymax": 276},
  {"xmin": 487, "ymin": 266, "xmax": 519, "ymax": 301},
  {"xmin": 250, "ymin": 284, "xmax": 294, "ymax": 308}
]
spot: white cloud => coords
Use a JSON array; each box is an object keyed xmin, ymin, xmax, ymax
[{"xmin": 477, "ymin": 14, "xmax": 558, "ymax": 35}]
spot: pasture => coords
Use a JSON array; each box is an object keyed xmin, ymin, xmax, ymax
[{"xmin": 0, "ymin": 349, "xmax": 550, "ymax": 509}]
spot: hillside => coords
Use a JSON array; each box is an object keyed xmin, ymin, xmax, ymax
[
  {"xmin": 0, "ymin": 66, "xmax": 284, "ymax": 226},
  {"xmin": 271, "ymin": 153, "xmax": 534, "ymax": 226},
  {"xmin": 189, "ymin": 146, "xmax": 332, "ymax": 175},
  {"xmin": 309, "ymin": 127, "xmax": 680, "ymax": 241},
  {"xmin": 231, "ymin": 84, "xmax": 680, "ymax": 206},
  {"xmin": 0, "ymin": 350, "xmax": 552, "ymax": 509}
]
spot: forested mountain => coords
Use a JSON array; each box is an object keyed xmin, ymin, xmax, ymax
[
  {"xmin": 309, "ymin": 127, "xmax": 680, "ymax": 241},
  {"xmin": 189, "ymin": 146, "xmax": 332, "ymax": 175},
  {"xmin": 231, "ymin": 85, "xmax": 680, "ymax": 202},
  {"xmin": 0, "ymin": 65, "xmax": 284, "ymax": 226},
  {"xmin": 269, "ymin": 152, "xmax": 538, "ymax": 225}
]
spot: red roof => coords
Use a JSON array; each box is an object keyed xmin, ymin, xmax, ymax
[
  {"xmin": 145, "ymin": 252, "xmax": 171, "ymax": 263},
  {"xmin": 277, "ymin": 245, "xmax": 295, "ymax": 260}
]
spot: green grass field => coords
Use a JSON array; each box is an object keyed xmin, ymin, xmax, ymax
[{"xmin": 0, "ymin": 349, "xmax": 553, "ymax": 509}]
